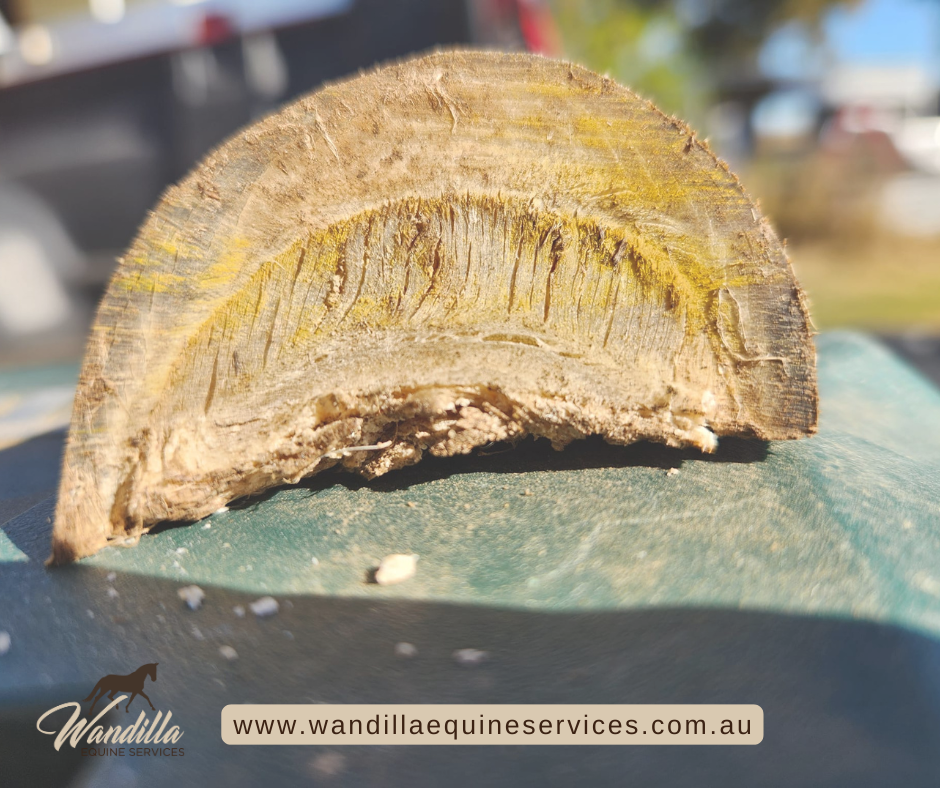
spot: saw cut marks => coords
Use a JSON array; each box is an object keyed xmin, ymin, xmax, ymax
[{"xmin": 51, "ymin": 51, "xmax": 817, "ymax": 563}]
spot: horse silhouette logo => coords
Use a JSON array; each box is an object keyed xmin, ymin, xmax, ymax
[{"xmin": 84, "ymin": 663, "xmax": 158, "ymax": 714}]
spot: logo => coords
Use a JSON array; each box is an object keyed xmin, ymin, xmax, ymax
[
  {"xmin": 86, "ymin": 663, "xmax": 158, "ymax": 714},
  {"xmin": 36, "ymin": 663, "xmax": 185, "ymax": 757}
]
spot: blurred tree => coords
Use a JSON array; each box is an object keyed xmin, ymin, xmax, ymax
[
  {"xmin": 550, "ymin": 0, "xmax": 862, "ymax": 119},
  {"xmin": 552, "ymin": 1, "xmax": 700, "ymax": 117},
  {"xmin": 681, "ymin": 0, "xmax": 862, "ymax": 67},
  {"xmin": 0, "ymin": 0, "xmax": 22, "ymax": 25}
]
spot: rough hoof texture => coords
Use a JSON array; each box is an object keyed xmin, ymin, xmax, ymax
[{"xmin": 50, "ymin": 50, "xmax": 817, "ymax": 564}]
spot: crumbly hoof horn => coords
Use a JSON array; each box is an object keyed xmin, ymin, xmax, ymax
[{"xmin": 51, "ymin": 51, "xmax": 817, "ymax": 563}]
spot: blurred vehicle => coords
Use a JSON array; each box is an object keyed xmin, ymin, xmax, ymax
[
  {"xmin": 0, "ymin": 0, "xmax": 550, "ymax": 353},
  {"xmin": 819, "ymin": 65, "xmax": 940, "ymax": 237}
]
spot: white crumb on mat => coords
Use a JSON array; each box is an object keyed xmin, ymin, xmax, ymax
[
  {"xmin": 375, "ymin": 554, "xmax": 418, "ymax": 586},
  {"xmin": 0, "ymin": 631, "xmax": 10, "ymax": 655},
  {"xmin": 106, "ymin": 571, "xmax": 117, "ymax": 582},
  {"xmin": 311, "ymin": 556, "xmax": 319, "ymax": 566},
  {"xmin": 177, "ymin": 585, "xmax": 206, "ymax": 611},
  {"xmin": 666, "ymin": 467, "xmax": 679, "ymax": 477},
  {"xmin": 405, "ymin": 502, "xmax": 417, "ymax": 508},
  {"xmin": 175, "ymin": 547, "xmax": 188, "ymax": 555},
  {"xmin": 107, "ymin": 587, "xmax": 119, "ymax": 599},
  {"xmin": 310, "ymin": 751, "xmax": 346, "ymax": 777},
  {"xmin": 219, "ymin": 645, "xmax": 238, "ymax": 661},
  {"xmin": 214, "ymin": 506, "xmax": 229, "ymax": 515},
  {"xmin": 453, "ymin": 648, "xmax": 489, "ymax": 666},
  {"xmin": 233, "ymin": 605, "xmax": 246, "ymax": 618},
  {"xmin": 395, "ymin": 642, "xmax": 418, "ymax": 658},
  {"xmin": 521, "ymin": 489, "xmax": 533, "ymax": 496},
  {"xmin": 202, "ymin": 523, "xmax": 211, "ymax": 529},
  {"xmin": 250, "ymin": 596, "xmax": 279, "ymax": 617}
]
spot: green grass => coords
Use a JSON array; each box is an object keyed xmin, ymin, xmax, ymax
[{"xmin": 791, "ymin": 238, "xmax": 940, "ymax": 331}]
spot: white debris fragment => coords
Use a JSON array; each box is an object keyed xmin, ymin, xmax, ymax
[
  {"xmin": 310, "ymin": 751, "xmax": 346, "ymax": 777},
  {"xmin": 453, "ymin": 648, "xmax": 489, "ymax": 666},
  {"xmin": 233, "ymin": 605, "xmax": 246, "ymax": 618},
  {"xmin": 202, "ymin": 523, "xmax": 211, "ymax": 529},
  {"xmin": 107, "ymin": 587, "xmax": 119, "ymax": 599},
  {"xmin": 214, "ymin": 506, "xmax": 229, "ymax": 515},
  {"xmin": 311, "ymin": 557, "xmax": 319, "ymax": 566},
  {"xmin": 0, "ymin": 631, "xmax": 10, "ymax": 655},
  {"xmin": 175, "ymin": 547, "xmax": 188, "ymax": 555},
  {"xmin": 250, "ymin": 596, "xmax": 279, "ymax": 617},
  {"xmin": 219, "ymin": 645, "xmax": 239, "ymax": 661},
  {"xmin": 178, "ymin": 585, "xmax": 206, "ymax": 611},
  {"xmin": 395, "ymin": 642, "xmax": 418, "ymax": 658},
  {"xmin": 106, "ymin": 572, "xmax": 117, "ymax": 582},
  {"xmin": 375, "ymin": 554, "xmax": 418, "ymax": 586},
  {"xmin": 666, "ymin": 467, "xmax": 679, "ymax": 477}
]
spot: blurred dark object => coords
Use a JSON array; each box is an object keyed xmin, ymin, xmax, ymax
[
  {"xmin": 0, "ymin": 0, "xmax": 544, "ymax": 361},
  {"xmin": 884, "ymin": 334, "xmax": 940, "ymax": 390}
]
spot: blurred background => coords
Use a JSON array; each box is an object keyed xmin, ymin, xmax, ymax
[{"xmin": 1, "ymin": 0, "xmax": 939, "ymax": 373}]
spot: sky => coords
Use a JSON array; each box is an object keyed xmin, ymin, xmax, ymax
[
  {"xmin": 755, "ymin": 0, "xmax": 940, "ymax": 137},
  {"xmin": 825, "ymin": 0, "xmax": 940, "ymax": 74},
  {"xmin": 761, "ymin": 0, "xmax": 940, "ymax": 80}
]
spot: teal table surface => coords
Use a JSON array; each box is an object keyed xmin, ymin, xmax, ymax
[{"xmin": 1, "ymin": 332, "xmax": 939, "ymax": 787}]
